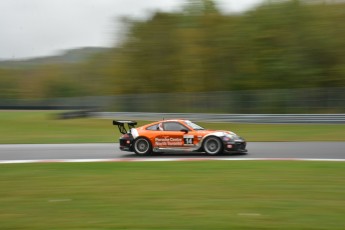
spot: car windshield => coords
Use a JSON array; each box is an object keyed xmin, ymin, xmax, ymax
[{"xmin": 184, "ymin": 120, "xmax": 204, "ymax": 130}]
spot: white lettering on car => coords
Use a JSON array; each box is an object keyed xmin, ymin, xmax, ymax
[{"xmin": 155, "ymin": 137, "xmax": 183, "ymax": 146}]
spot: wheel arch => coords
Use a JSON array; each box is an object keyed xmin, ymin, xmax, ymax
[
  {"xmin": 200, "ymin": 132, "xmax": 224, "ymax": 146},
  {"xmin": 133, "ymin": 136, "xmax": 153, "ymax": 155},
  {"xmin": 201, "ymin": 134, "xmax": 224, "ymax": 155}
]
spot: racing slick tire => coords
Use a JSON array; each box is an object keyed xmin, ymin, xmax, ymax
[
  {"xmin": 203, "ymin": 136, "xmax": 223, "ymax": 155},
  {"xmin": 134, "ymin": 137, "xmax": 152, "ymax": 156}
]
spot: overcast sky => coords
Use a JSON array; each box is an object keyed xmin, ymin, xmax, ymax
[{"xmin": 0, "ymin": 0, "xmax": 263, "ymax": 60}]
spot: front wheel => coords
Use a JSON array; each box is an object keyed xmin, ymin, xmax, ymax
[
  {"xmin": 203, "ymin": 137, "xmax": 223, "ymax": 155},
  {"xmin": 134, "ymin": 137, "xmax": 152, "ymax": 156}
]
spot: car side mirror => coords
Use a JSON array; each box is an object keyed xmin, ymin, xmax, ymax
[{"xmin": 180, "ymin": 129, "xmax": 189, "ymax": 134}]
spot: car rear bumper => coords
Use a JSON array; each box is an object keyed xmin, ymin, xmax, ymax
[{"xmin": 119, "ymin": 137, "xmax": 134, "ymax": 152}]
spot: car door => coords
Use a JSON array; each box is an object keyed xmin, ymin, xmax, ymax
[{"xmin": 153, "ymin": 121, "xmax": 189, "ymax": 148}]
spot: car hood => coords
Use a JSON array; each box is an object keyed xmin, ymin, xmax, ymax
[
  {"xmin": 196, "ymin": 130, "xmax": 244, "ymax": 141},
  {"xmin": 197, "ymin": 129, "xmax": 236, "ymax": 135}
]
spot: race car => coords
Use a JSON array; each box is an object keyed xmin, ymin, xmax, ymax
[{"xmin": 113, "ymin": 119, "xmax": 247, "ymax": 156}]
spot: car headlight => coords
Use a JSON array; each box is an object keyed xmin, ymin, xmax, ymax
[
  {"xmin": 222, "ymin": 136, "xmax": 232, "ymax": 141},
  {"xmin": 222, "ymin": 133, "xmax": 236, "ymax": 141},
  {"xmin": 221, "ymin": 132, "xmax": 242, "ymax": 142}
]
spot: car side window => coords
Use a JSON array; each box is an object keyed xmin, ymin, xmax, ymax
[
  {"xmin": 163, "ymin": 122, "xmax": 189, "ymax": 131},
  {"xmin": 146, "ymin": 124, "xmax": 159, "ymax": 131}
]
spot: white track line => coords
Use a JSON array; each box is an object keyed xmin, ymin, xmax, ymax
[{"xmin": 0, "ymin": 158, "xmax": 344, "ymax": 164}]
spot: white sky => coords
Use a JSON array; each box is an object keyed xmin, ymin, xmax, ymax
[{"xmin": 0, "ymin": 0, "xmax": 263, "ymax": 60}]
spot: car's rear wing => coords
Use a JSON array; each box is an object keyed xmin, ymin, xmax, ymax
[{"xmin": 113, "ymin": 120, "xmax": 137, "ymax": 134}]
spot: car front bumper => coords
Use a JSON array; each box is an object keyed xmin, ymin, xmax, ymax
[{"xmin": 223, "ymin": 141, "xmax": 247, "ymax": 153}]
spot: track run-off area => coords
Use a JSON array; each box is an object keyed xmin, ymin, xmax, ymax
[{"xmin": 0, "ymin": 142, "xmax": 344, "ymax": 164}]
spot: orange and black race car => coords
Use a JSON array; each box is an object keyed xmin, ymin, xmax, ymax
[{"xmin": 113, "ymin": 119, "xmax": 247, "ymax": 156}]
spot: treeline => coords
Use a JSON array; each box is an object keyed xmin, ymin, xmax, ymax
[{"xmin": 1, "ymin": 0, "xmax": 345, "ymax": 99}]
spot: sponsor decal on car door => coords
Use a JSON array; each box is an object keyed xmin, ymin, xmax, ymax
[{"xmin": 154, "ymin": 134, "xmax": 183, "ymax": 147}]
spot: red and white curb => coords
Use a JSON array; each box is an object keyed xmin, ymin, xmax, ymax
[{"xmin": 0, "ymin": 158, "xmax": 344, "ymax": 164}]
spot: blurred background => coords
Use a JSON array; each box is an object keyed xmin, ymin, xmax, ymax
[{"xmin": 0, "ymin": 0, "xmax": 344, "ymax": 114}]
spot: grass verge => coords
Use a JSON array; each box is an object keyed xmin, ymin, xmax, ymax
[
  {"xmin": 0, "ymin": 161, "xmax": 344, "ymax": 229},
  {"xmin": 0, "ymin": 111, "xmax": 344, "ymax": 144}
]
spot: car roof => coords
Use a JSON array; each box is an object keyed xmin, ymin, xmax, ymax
[
  {"xmin": 141, "ymin": 119, "xmax": 189, "ymax": 127},
  {"xmin": 158, "ymin": 119, "xmax": 189, "ymax": 123}
]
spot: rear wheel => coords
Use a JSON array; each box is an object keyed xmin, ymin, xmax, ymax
[
  {"xmin": 134, "ymin": 137, "xmax": 152, "ymax": 156},
  {"xmin": 203, "ymin": 136, "xmax": 223, "ymax": 155}
]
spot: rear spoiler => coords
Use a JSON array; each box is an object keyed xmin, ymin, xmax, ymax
[{"xmin": 113, "ymin": 120, "xmax": 137, "ymax": 134}]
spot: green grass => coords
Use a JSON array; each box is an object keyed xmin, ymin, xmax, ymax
[
  {"xmin": 0, "ymin": 161, "xmax": 344, "ymax": 229},
  {"xmin": 0, "ymin": 111, "xmax": 344, "ymax": 144}
]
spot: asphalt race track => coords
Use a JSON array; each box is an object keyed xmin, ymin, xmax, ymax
[{"xmin": 0, "ymin": 142, "xmax": 344, "ymax": 162}]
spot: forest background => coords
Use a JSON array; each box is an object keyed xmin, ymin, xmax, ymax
[{"xmin": 0, "ymin": 0, "xmax": 344, "ymax": 113}]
